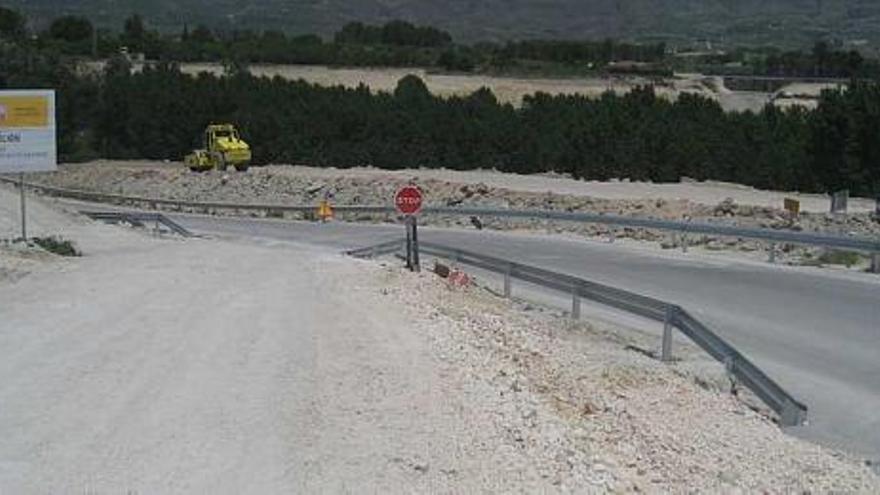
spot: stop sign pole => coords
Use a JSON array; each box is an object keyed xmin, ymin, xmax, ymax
[
  {"xmin": 395, "ymin": 185, "xmax": 423, "ymax": 272},
  {"xmin": 406, "ymin": 215, "xmax": 419, "ymax": 272}
]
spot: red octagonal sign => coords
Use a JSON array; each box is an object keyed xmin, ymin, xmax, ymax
[{"xmin": 395, "ymin": 185, "xmax": 423, "ymax": 216}]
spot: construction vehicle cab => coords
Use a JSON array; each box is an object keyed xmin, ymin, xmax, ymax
[{"xmin": 185, "ymin": 124, "xmax": 252, "ymax": 172}]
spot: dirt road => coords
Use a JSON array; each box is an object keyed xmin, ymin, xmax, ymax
[
  {"xmin": 0, "ymin": 188, "xmax": 504, "ymax": 491},
  {"xmin": 1, "ymin": 187, "xmax": 877, "ymax": 492},
  {"xmin": 1, "ymin": 234, "xmax": 474, "ymax": 491}
]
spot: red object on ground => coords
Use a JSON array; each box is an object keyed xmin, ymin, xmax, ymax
[
  {"xmin": 395, "ymin": 185, "xmax": 423, "ymax": 215},
  {"xmin": 448, "ymin": 270, "xmax": 471, "ymax": 288}
]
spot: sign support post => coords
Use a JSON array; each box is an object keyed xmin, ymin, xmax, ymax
[
  {"xmin": 411, "ymin": 215, "xmax": 420, "ymax": 272},
  {"xmin": 405, "ymin": 216, "xmax": 413, "ymax": 270},
  {"xmin": 403, "ymin": 215, "xmax": 421, "ymax": 272},
  {"xmin": 19, "ymin": 172, "xmax": 26, "ymax": 240}
]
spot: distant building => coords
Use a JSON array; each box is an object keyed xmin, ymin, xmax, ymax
[{"xmin": 118, "ymin": 47, "xmax": 145, "ymax": 64}]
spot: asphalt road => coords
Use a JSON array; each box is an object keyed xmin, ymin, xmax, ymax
[{"xmin": 167, "ymin": 213, "xmax": 880, "ymax": 462}]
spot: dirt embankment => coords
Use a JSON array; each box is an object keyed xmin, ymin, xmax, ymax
[
  {"xmin": 390, "ymin": 264, "xmax": 880, "ymax": 492},
  {"xmin": 29, "ymin": 161, "xmax": 880, "ymax": 268}
]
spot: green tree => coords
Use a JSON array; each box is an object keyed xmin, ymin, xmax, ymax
[
  {"xmin": 49, "ymin": 16, "xmax": 93, "ymax": 43},
  {"xmin": 122, "ymin": 14, "xmax": 146, "ymax": 51},
  {"xmin": 438, "ymin": 48, "xmax": 475, "ymax": 72},
  {"xmin": 0, "ymin": 7, "xmax": 25, "ymax": 41},
  {"xmin": 190, "ymin": 25, "xmax": 214, "ymax": 43}
]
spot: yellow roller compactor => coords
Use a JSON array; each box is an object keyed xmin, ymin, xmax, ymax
[{"xmin": 185, "ymin": 124, "xmax": 252, "ymax": 172}]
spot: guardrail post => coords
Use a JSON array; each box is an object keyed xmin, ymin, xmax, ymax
[
  {"xmin": 571, "ymin": 283, "xmax": 581, "ymax": 320},
  {"xmin": 780, "ymin": 398, "xmax": 805, "ymax": 427},
  {"xmin": 768, "ymin": 242, "xmax": 777, "ymax": 264},
  {"xmin": 681, "ymin": 217, "xmax": 692, "ymax": 253},
  {"xmin": 661, "ymin": 305, "xmax": 675, "ymax": 362},
  {"xmin": 724, "ymin": 355, "xmax": 735, "ymax": 377},
  {"xmin": 503, "ymin": 263, "xmax": 512, "ymax": 298},
  {"xmin": 871, "ymin": 252, "xmax": 880, "ymax": 274}
]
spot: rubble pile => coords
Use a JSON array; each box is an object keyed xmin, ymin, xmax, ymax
[{"xmin": 384, "ymin": 267, "xmax": 880, "ymax": 491}]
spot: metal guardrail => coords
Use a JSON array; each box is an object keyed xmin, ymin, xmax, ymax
[
  {"xmin": 4, "ymin": 177, "xmax": 879, "ymax": 265},
  {"xmin": 427, "ymin": 206, "xmax": 880, "ymax": 254},
  {"xmin": 81, "ymin": 211, "xmax": 193, "ymax": 237},
  {"xmin": 346, "ymin": 239, "xmax": 405, "ymax": 259},
  {"xmin": 0, "ymin": 178, "xmax": 388, "ymax": 214},
  {"xmin": 350, "ymin": 239, "xmax": 808, "ymax": 427}
]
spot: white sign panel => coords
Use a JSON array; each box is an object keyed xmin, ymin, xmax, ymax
[{"xmin": 0, "ymin": 89, "xmax": 57, "ymax": 173}]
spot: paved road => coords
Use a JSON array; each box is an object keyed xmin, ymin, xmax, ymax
[{"xmin": 170, "ymin": 213, "xmax": 880, "ymax": 461}]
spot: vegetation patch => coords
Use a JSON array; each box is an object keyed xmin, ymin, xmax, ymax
[
  {"xmin": 817, "ymin": 250, "xmax": 861, "ymax": 267},
  {"xmin": 31, "ymin": 236, "xmax": 82, "ymax": 257}
]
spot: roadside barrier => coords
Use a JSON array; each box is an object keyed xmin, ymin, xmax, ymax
[
  {"xmin": 4, "ymin": 177, "xmax": 877, "ymax": 272},
  {"xmin": 348, "ymin": 239, "xmax": 808, "ymax": 427}
]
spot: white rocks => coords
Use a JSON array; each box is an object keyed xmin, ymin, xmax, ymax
[{"xmin": 385, "ymin": 268, "xmax": 880, "ymax": 492}]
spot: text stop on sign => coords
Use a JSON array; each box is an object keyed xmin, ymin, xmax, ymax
[{"xmin": 395, "ymin": 185, "xmax": 423, "ymax": 215}]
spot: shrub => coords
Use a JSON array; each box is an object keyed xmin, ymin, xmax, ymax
[
  {"xmin": 32, "ymin": 236, "xmax": 81, "ymax": 257},
  {"xmin": 817, "ymin": 250, "xmax": 861, "ymax": 267}
]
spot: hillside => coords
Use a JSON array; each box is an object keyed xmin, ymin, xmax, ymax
[{"xmin": 7, "ymin": 0, "xmax": 880, "ymax": 48}]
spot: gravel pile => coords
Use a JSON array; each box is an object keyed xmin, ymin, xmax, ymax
[
  {"xmin": 385, "ymin": 265, "xmax": 880, "ymax": 491},
  {"xmin": 31, "ymin": 161, "xmax": 880, "ymax": 267}
]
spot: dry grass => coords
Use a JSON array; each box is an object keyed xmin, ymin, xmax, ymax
[
  {"xmin": 173, "ymin": 63, "xmax": 713, "ymax": 106},
  {"xmin": 67, "ymin": 61, "xmax": 769, "ymax": 110}
]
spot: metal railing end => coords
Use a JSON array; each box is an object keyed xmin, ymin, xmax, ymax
[{"xmin": 780, "ymin": 399, "xmax": 809, "ymax": 427}]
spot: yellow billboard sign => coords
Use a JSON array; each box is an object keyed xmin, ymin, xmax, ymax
[{"xmin": 0, "ymin": 95, "xmax": 50, "ymax": 128}]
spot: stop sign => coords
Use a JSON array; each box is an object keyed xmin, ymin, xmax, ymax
[{"xmin": 395, "ymin": 185, "xmax": 423, "ymax": 215}]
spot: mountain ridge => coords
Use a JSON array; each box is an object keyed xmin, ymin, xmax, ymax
[{"xmin": 6, "ymin": 0, "xmax": 880, "ymax": 48}]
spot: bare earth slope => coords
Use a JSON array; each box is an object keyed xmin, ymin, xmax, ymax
[{"xmin": 1, "ymin": 184, "xmax": 878, "ymax": 491}]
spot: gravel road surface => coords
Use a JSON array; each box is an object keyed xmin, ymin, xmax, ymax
[{"xmin": 2, "ymin": 190, "xmax": 581, "ymax": 492}]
